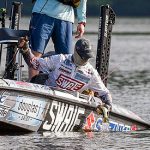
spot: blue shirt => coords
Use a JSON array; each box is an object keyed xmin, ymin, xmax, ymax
[{"xmin": 32, "ymin": 0, "xmax": 87, "ymax": 23}]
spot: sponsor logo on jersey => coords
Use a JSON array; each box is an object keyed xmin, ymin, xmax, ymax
[
  {"xmin": 59, "ymin": 67, "xmax": 71, "ymax": 75},
  {"xmin": 75, "ymin": 72, "xmax": 90, "ymax": 83},
  {"xmin": 64, "ymin": 59, "xmax": 72, "ymax": 67},
  {"xmin": 56, "ymin": 74, "xmax": 85, "ymax": 91}
]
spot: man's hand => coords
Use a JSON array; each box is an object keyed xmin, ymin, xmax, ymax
[
  {"xmin": 75, "ymin": 23, "xmax": 85, "ymax": 38},
  {"xmin": 30, "ymin": 57, "xmax": 40, "ymax": 70},
  {"xmin": 18, "ymin": 36, "xmax": 29, "ymax": 54}
]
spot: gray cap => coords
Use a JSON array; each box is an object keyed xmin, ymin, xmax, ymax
[{"xmin": 75, "ymin": 38, "xmax": 93, "ymax": 60}]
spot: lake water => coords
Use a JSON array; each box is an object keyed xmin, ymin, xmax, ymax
[{"xmin": 0, "ymin": 17, "xmax": 150, "ymax": 150}]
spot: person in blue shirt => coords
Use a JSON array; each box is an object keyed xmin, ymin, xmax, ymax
[{"xmin": 28, "ymin": 0, "xmax": 87, "ymax": 80}]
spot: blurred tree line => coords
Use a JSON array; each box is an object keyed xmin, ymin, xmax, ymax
[
  {"xmin": 87, "ymin": 0, "xmax": 150, "ymax": 16},
  {"xmin": 0, "ymin": 0, "xmax": 150, "ymax": 17}
]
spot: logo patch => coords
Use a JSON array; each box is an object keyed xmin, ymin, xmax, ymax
[
  {"xmin": 64, "ymin": 59, "xmax": 72, "ymax": 67},
  {"xmin": 75, "ymin": 72, "xmax": 90, "ymax": 83},
  {"xmin": 59, "ymin": 67, "xmax": 71, "ymax": 75},
  {"xmin": 56, "ymin": 74, "xmax": 85, "ymax": 91}
]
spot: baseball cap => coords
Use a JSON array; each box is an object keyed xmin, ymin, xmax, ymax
[{"xmin": 75, "ymin": 38, "xmax": 93, "ymax": 60}]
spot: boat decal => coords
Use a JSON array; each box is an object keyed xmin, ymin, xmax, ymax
[
  {"xmin": 0, "ymin": 91, "xmax": 9, "ymax": 103},
  {"xmin": 95, "ymin": 118, "xmax": 109, "ymax": 131},
  {"xmin": 131, "ymin": 124, "xmax": 137, "ymax": 131},
  {"xmin": 83, "ymin": 112, "xmax": 134, "ymax": 132},
  {"xmin": 0, "ymin": 91, "xmax": 16, "ymax": 118},
  {"xmin": 17, "ymin": 98, "xmax": 39, "ymax": 115},
  {"xmin": 0, "ymin": 105, "xmax": 10, "ymax": 118},
  {"xmin": 56, "ymin": 74, "xmax": 85, "ymax": 91},
  {"xmin": 83, "ymin": 112, "xmax": 95, "ymax": 131},
  {"xmin": 108, "ymin": 120, "xmax": 131, "ymax": 132},
  {"xmin": 3, "ymin": 80, "xmax": 54, "ymax": 95},
  {"xmin": 6, "ymin": 95, "xmax": 49, "ymax": 127},
  {"xmin": 42, "ymin": 100, "xmax": 85, "ymax": 132},
  {"xmin": 7, "ymin": 111, "xmax": 42, "ymax": 127},
  {"xmin": 15, "ymin": 81, "xmax": 32, "ymax": 88},
  {"xmin": 12, "ymin": 96, "xmax": 47, "ymax": 118},
  {"xmin": 32, "ymin": 84, "xmax": 53, "ymax": 95}
]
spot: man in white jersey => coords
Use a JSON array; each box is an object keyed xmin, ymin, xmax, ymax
[{"xmin": 18, "ymin": 37, "xmax": 112, "ymax": 113}]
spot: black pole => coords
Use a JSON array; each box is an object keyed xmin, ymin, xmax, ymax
[
  {"xmin": 96, "ymin": 5, "xmax": 115, "ymax": 86},
  {"xmin": 4, "ymin": 1, "xmax": 22, "ymax": 79},
  {"xmin": 9, "ymin": 1, "xmax": 22, "ymax": 30},
  {"xmin": 0, "ymin": 0, "xmax": 7, "ymax": 65}
]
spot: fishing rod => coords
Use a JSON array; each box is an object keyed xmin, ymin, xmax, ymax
[
  {"xmin": 0, "ymin": 0, "xmax": 7, "ymax": 65},
  {"xmin": 102, "ymin": 65, "xmax": 119, "ymax": 82}
]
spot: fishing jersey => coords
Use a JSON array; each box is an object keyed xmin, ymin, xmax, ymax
[{"xmin": 31, "ymin": 54, "xmax": 112, "ymax": 103}]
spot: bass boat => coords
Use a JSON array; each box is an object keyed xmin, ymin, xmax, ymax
[
  {"xmin": 0, "ymin": 79, "xmax": 149, "ymax": 132},
  {"xmin": 0, "ymin": 4, "xmax": 149, "ymax": 133}
]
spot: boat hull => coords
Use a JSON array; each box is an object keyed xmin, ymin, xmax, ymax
[{"xmin": 0, "ymin": 79, "xmax": 149, "ymax": 133}]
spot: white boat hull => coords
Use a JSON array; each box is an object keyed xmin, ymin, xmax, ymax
[{"xmin": 0, "ymin": 79, "xmax": 149, "ymax": 133}]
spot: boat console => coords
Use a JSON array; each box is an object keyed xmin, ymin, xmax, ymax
[{"xmin": 0, "ymin": 28, "xmax": 28, "ymax": 44}]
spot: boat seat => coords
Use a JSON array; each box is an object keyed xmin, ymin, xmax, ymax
[{"xmin": 0, "ymin": 28, "xmax": 29, "ymax": 44}]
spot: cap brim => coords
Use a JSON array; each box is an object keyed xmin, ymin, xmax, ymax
[{"xmin": 81, "ymin": 52, "xmax": 94, "ymax": 60}]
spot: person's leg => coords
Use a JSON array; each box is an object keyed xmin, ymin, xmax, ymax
[
  {"xmin": 28, "ymin": 13, "xmax": 55, "ymax": 80},
  {"xmin": 52, "ymin": 19, "xmax": 73, "ymax": 54}
]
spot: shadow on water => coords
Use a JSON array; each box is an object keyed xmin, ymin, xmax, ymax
[
  {"xmin": 0, "ymin": 131, "xmax": 31, "ymax": 136},
  {"xmin": 0, "ymin": 129, "xmax": 32, "ymax": 136},
  {"xmin": 129, "ymin": 130, "xmax": 150, "ymax": 139},
  {"xmin": 0, "ymin": 122, "xmax": 32, "ymax": 136}
]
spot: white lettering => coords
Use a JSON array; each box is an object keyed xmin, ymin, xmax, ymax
[
  {"xmin": 104, "ymin": 15, "xmax": 109, "ymax": 37},
  {"xmin": 0, "ymin": 105, "xmax": 10, "ymax": 118},
  {"xmin": 56, "ymin": 74, "xmax": 84, "ymax": 91},
  {"xmin": 65, "ymin": 82, "xmax": 75, "ymax": 90},
  {"xmin": 52, "ymin": 102, "xmax": 68, "ymax": 131},
  {"xmin": 43, "ymin": 101, "xmax": 85, "ymax": 131},
  {"xmin": 67, "ymin": 106, "xmax": 78, "ymax": 131},
  {"xmin": 61, "ymin": 80, "xmax": 70, "ymax": 88},
  {"xmin": 58, "ymin": 105, "xmax": 74, "ymax": 132},
  {"xmin": 70, "ymin": 107, "xmax": 85, "ymax": 131},
  {"xmin": 43, "ymin": 101, "xmax": 58, "ymax": 130}
]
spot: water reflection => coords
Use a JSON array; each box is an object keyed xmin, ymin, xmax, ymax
[
  {"xmin": 109, "ymin": 70, "xmax": 150, "ymax": 87},
  {"xmin": 129, "ymin": 130, "xmax": 150, "ymax": 139}
]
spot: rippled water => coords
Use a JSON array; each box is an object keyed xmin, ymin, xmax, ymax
[
  {"xmin": 0, "ymin": 131, "xmax": 150, "ymax": 150},
  {"xmin": 0, "ymin": 18, "xmax": 150, "ymax": 149}
]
